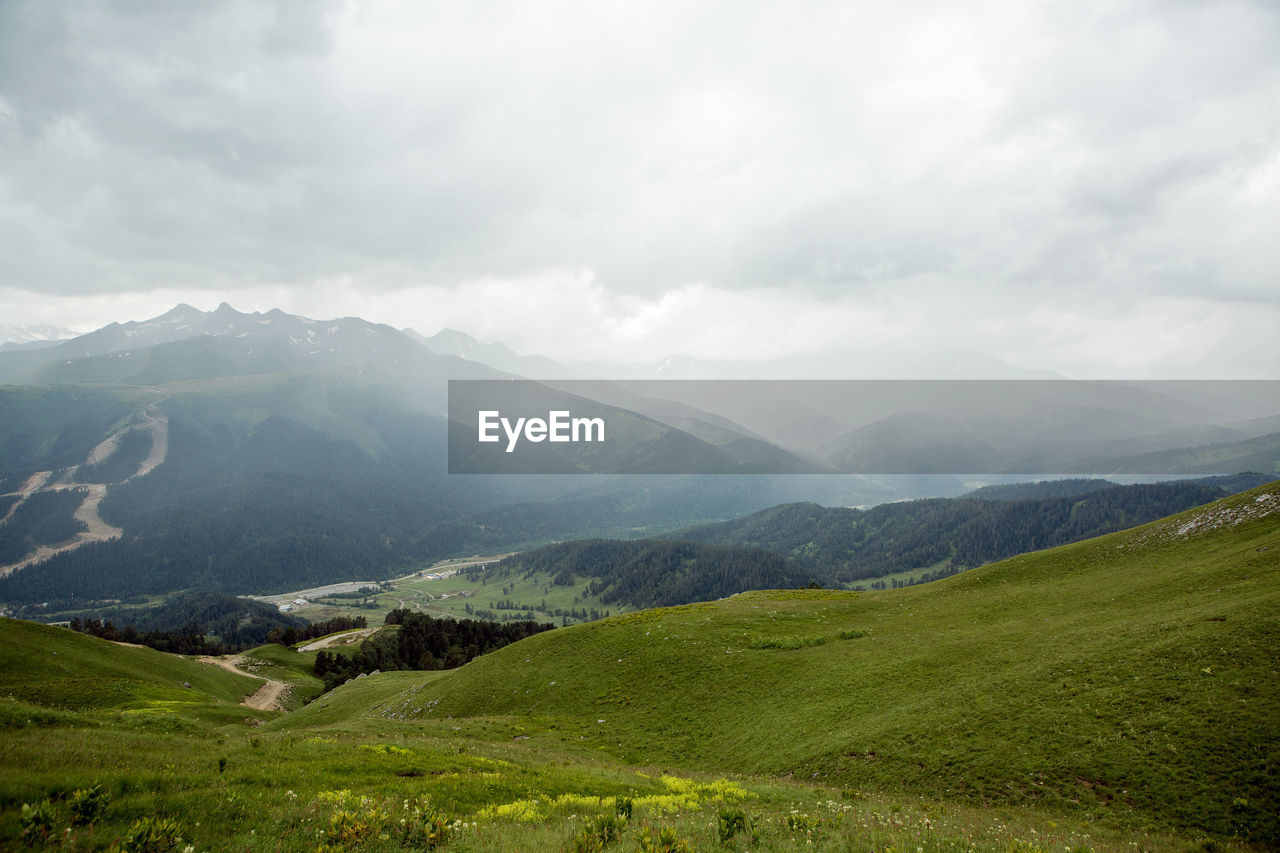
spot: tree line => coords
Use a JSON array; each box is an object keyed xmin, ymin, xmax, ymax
[
  {"xmin": 69, "ymin": 617, "xmax": 228, "ymax": 656},
  {"xmin": 312, "ymin": 609, "xmax": 553, "ymax": 691},
  {"xmin": 264, "ymin": 614, "xmax": 368, "ymax": 647},
  {"xmin": 60, "ymin": 592, "xmax": 305, "ymax": 652}
]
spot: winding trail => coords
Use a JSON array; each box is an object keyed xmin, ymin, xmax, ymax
[
  {"xmin": 0, "ymin": 484, "xmax": 124, "ymax": 577},
  {"xmin": 0, "ymin": 399, "xmax": 168, "ymax": 576},
  {"xmin": 0, "ymin": 471, "xmax": 52, "ymax": 526},
  {"xmin": 127, "ymin": 407, "xmax": 169, "ymax": 481},
  {"xmin": 200, "ymin": 655, "xmax": 291, "ymax": 712}
]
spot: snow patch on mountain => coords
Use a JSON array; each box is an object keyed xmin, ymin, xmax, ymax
[{"xmin": 0, "ymin": 324, "xmax": 77, "ymax": 344}]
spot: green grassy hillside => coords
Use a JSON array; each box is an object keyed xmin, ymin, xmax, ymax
[
  {"xmin": 295, "ymin": 482, "xmax": 1280, "ymax": 842},
  {"xmin": 0, "ymin": 618, "xmax": 267, "ymax": 745},
  {"xmin": 0, "ymin": 484, "xmax": 1276, "ymax": 850}
]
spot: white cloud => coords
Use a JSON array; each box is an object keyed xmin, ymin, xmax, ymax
[{"xmin": 0, "ymin": 0, "xmax": 1277, "ymax": 375}]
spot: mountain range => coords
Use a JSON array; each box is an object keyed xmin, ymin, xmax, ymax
[
  {"xmin": 0, "ymin": 323, "xmax": 77, "ymax": 347},
  {"xmin": 1, "ymin": 303, "xmax": 1277, "ymax": 614},
  {"xmin": 0, "ymin": 304, "xmax": 1277, "ymax": 849}
]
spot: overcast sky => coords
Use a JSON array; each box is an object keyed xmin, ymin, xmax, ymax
[{"xmin": 1, "ymin": 0, "xmax": 1277, "ymax": 377}]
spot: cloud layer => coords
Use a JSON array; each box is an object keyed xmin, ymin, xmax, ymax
[{"xmin": 2, "ymin": 0, "xmax": 1277, "ymax": 376}]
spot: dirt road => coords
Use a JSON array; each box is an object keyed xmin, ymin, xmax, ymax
[{"xmin": 200, "ymin": 656, "xmax": 291, "ymax": 712}]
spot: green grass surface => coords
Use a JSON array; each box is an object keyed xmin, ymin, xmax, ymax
[
  {"xmin": 0, "ymin": 617, "xmax": 260, "ymax": 716},
  {"xmin": 1, "ymin": 483, "xmax": 1276, "ymax": 850},
  {"xmin": 289, "ymin": 483, "xmax": 1280, "ymax": 842}
]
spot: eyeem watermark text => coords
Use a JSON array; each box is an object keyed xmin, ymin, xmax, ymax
[{"xmin": 478, "ymin": 410, "xmax": 605, "ymax": 453}]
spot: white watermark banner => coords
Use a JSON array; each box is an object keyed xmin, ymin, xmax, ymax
[{"xmin": 447, "ymin": 379, "xmax": 1280, "ymax": 475}]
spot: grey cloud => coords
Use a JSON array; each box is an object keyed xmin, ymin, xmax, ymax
[{"xmin": 0, "ymin": 0, "xmax": 1277, "ymax": 331}]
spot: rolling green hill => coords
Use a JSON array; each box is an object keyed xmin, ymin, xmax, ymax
[
  {"xmin": 0, "ymin": 617, "xmax": 260, "ymax": 721},
  {"xmin": 288, "ymin": 481, "xmax": 1280, "ymax": 843}
]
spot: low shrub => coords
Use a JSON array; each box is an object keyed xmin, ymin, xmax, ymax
[
  {"xmin": 119, "ymin": 816, "xmax": 183, "ymax": 853},
  {"xmin": 19, "ymin": 801, "xmax": 55, "ymax": 847},
  {"xmin": 717, "ymin": 807, "xmax": 752, "ymax": 845},
  {"xmin": 573, "ymin": 813, "xmax": 626, "ymax": 852},
  {"xmin": 69, "ymin": 784, "xmax": 110, "ymax": 826},
  {"xmin": 637, "ymin": 825, "xmax": 692, "ymax": 853},
  {"xmin": 402, "ymin": 811, "xmax": 453, "ymax": 850}
]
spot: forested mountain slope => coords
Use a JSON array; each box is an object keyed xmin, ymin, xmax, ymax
[{"xmin": 667, "ymin": 478, "xmax": 1260, "ymax": 581}]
